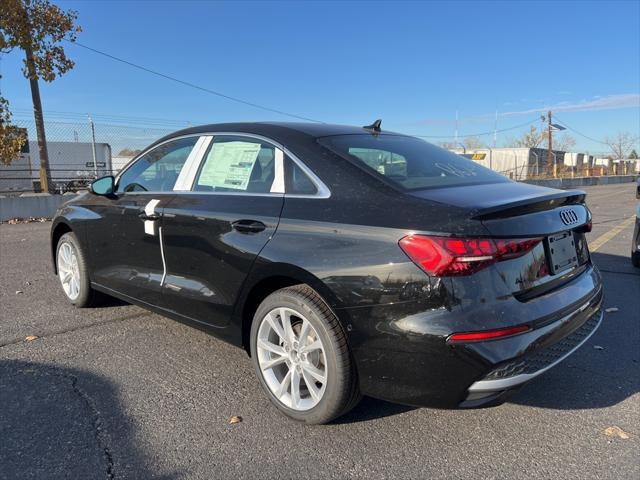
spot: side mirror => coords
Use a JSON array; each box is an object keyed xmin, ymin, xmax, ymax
[{"xmin": 90, "ymin": 175, "xmax": 115, "ymax": 196}]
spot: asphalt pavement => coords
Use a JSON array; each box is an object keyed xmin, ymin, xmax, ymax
[{"xmin": 1, "ymin": 183, "xmax": 638, "ymax": 479}]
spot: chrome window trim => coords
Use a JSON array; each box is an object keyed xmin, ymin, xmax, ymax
[
  {"xmin": 115, "ymin": 133, "xmax": 205, "ymax": 188},
  {"xmin": 118, "ymin": 191, "xmax": 284, "ymax": 197},
  {"xmin": 115, "ymin": 131, "xmax": 331, "ymax": 199},
  {"xmin": 188, "ymin": 132, "xmax": 330, "ymax": 198},
  {"xmin": 282, "ymin": 146, "xmax": 331, "ymax": 199}
]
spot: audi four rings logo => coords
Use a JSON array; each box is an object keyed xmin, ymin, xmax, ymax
[{"xmin": 560, "ymin": 209, "xmax": 579, "ymax": 225}]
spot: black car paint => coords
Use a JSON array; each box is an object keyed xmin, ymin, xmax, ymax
[
  {"xmin": 160, "ymin": 193, "xmax": 284, "ymax": 328},
  {"xmin": 51, "ymin": 122, "xmax": 603, "ymax": 408},
  {"xmin": 85, "ymin": 192, "xmax": 174, "ymax": 305}
]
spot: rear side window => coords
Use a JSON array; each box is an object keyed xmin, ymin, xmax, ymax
[
  {"xmin": 193, "ymin": 136, "xmax": 276, "ymax": 193},
  {"xmin": 318, "ymin": 134, "xmax": 507, "ymax": 190},
  {"xmin": 285, "ymin": 156, "xmax": 317, "ymax": 195},
  {"xmin": 117, "ymin": 136, "xmax": 198, "ymax": 192}
]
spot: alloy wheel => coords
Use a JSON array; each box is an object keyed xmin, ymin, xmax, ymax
[
  {"xmin": 57, "ymin": 241, "xmax": 81, "ymax": 300},
  {"xmin": 256, "ymin": 307, "xmax": 327, "ymax": 411}
]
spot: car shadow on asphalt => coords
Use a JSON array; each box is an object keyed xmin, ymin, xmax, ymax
[
  {"xmin": 332, "ymin": 396, "xmax": 416, "ymax": 424},
  {"xmin": 93, "ymin": 294, "xmax": 130, "ymax": 308},
  {"xmin": 0, "ymin": 360, "xmax": 179, "ymax": 479}
]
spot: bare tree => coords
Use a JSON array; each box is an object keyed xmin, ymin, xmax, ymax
[
  {"xmin": 604, "ymin": 131, "xmax": 639, "ymax": 159},
  {"xmin": 550, "ymin": 133, "xmax": 576, "ymax": 152},
  {"xmin": 463, "ymin": 136, "xmax": 485, "ymax": 150},
  {"xmin": 504, "ymin": 125, "xmax": 544, "ymax": 148},
  {"xmin": 438, "ymin": 141, "xmax": 460, "ymax": 150},
  {"xmin": 117, "ymin": 147, "xmax": 142, "ymax": 156}
]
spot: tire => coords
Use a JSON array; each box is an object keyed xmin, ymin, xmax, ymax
[
  {"xmin": 250, "ymin": 284, "xmax": 360, "ymax": 424},
  {"xmin": 56, "ymin": 232, "xmax": 98, "ymax": 307},
  {"xmin": 632, "ymin": 251, "xmax": 640, "ymax": 268}
]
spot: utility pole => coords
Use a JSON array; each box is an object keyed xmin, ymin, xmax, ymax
[
  {"xmin": 454, "ymin": 109, "xmax": 459, "ymax": 145},
  {"xmin": 493, "ymin": 110, "xmax": 498, "ymax": 148},
  {"xmin": 88, "ymin": 116, "xmax": 98, "ymax": 179},
  {"xmin": 547, "ymin": 110, "xmax": 555, "ymax": 178}
]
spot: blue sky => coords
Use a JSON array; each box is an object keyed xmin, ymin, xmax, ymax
[{"xmin": 1, "ymin": 0, "xmax": 639, "ymax": 153}]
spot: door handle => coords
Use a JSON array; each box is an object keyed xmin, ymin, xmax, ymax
[
  {"xmin": 232, "ymin": 219, "xmax": 266, "ymax": 234},
  {"xmin": 138, "ymin": 211, "xmax": 161, "ymax": 221}
]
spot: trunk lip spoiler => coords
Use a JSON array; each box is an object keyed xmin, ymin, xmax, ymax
[{"xmin": 470, "ymin": 189, "xmax": 586, "ymax": 220}]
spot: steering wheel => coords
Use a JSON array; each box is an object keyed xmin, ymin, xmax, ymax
[{"xmin": 123, "ymin": 182, "xmax": 148, "ymax": 192}]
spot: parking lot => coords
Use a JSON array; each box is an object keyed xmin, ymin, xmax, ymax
[{"xmin": 1, "ymin": 183, "xmax": 638, "ymax": 479}]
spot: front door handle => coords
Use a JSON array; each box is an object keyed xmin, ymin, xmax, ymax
[
  {"xmin": 138, "ymin": 211, "xmax": 161, "ymax": 221},
  {"xmin": 232, "ymin": 219, "xmax": 266, "ymax": 234}
]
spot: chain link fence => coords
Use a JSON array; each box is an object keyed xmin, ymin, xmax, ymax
[
  {"xmin": 1, "ymin": 117, "xmax": 636, "ymax": 196},
  {"xmin": 1, "ymin": 117, "xmax": 183, "ymax": 195}
]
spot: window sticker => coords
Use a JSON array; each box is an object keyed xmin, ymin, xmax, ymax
[{"xmin": 199, "ymin": 141, "xmax": 262, "ymax": 190}]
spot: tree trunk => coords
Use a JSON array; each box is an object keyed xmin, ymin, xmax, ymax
[{"xmin": 24, "ymin": 43, "xmax": 51, "ymax": 193}]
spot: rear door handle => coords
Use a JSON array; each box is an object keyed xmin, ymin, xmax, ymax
[{"xmin": 232, "ymin": 219, "xmax": 266, "ymax": 234}]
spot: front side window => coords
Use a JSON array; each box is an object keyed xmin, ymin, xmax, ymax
[
  {"xmin": 117, "ymin": 136, "xmax": 199, "ymax": 192},
  {"xmin": 193, "ymin": 136, "xmax": 276, "ymax": 193},
  {"xmin": 318, "ymin": 134, "xmax": 508, "ymax": 190}
]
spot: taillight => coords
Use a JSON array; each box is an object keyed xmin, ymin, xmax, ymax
[{"xmin": 398, "ymin": 235, "xmax": 542, "ymax": 276}]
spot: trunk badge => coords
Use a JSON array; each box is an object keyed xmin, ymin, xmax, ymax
[{"xmin": 560, "ymin": 209, "xmax": 579, "ymax": 226}]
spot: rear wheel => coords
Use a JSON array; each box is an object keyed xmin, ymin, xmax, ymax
[
  {"xmin": 56, "ymin": 232, "xmax": 98, "ymax": 307},
  {"xmin": 250, "ymin": 284, "xmax": 360, "ymax": 424},
  {"xmin": 632, "ymin": 251, "xmax": 640, "ymax": 268}
]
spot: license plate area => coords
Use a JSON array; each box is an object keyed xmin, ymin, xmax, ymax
[{"xmin": 546, "ymin": 231, "xmax": 578, "ymax": 274}]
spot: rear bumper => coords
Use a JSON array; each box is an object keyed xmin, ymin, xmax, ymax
[
  {"xmin": 461, "ymin": 306, "xmax": 602, "ymax": 407},
  {"xmin": 345, "ymin": 266, "xmax": 604, "ymax": 408}
]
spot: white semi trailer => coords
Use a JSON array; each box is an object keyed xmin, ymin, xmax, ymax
[{"xmin": 0, "ymin": 141, "xmax": 112, "ymax": 194}]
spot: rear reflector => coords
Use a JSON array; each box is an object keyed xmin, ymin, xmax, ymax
[
  {"xmin": 398, "ymin": 235, "xmax": 542, "ymax": 277},
  {"xmin": 448, "ymin": 325, "xmax": 530, "ymax": 343}
]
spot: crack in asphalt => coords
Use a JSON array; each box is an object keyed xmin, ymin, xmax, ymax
[
  {"xmin": 4, "ymin": 367, "xmax": 117, "ymax": 479},
  {"xmin": 0, "ymin": 311, "xmax": 151, "ymax": 348},
  {"xmin": 62, "ymin": 370, "xmax": 117, "ymax": 480}
]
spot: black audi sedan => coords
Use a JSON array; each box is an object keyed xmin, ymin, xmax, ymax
[{"xmin": 51, "ymin": 122, "xmax": 603, "ymax": 424}]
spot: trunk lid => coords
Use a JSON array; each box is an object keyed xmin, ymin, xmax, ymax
[
  {"xmin": 410, "ymin": 181, "xmax": 592, "ymax": 297},
  {"xmin": 410, "ymin": 181, "xmax": 588, "ymax": 236}
]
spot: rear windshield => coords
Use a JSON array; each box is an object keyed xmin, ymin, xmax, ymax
[{"xmin": 318, "ymin": 134, "xmax": 508, "ymax": 190}]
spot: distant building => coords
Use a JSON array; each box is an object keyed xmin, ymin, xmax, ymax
[
  {"xmin": 450, "ymin": 147, "xmax": 564, "ymax": 180},
  {"xmin": 450, "ymin": 147, "xmax": 639, "ymax": 178}
]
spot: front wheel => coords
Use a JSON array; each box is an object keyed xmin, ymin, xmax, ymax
[
  {"xmin": 56, "ymin": 232, "xmax": 98, "ymax": 307},
  {"xmin": 250, "ymin": 285, "xmax": 360, "ymax": 424}
]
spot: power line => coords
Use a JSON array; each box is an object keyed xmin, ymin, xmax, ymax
[
  {"xmin": 66, "ymin": 40, "xmax": 324, "ymax": 124},
  {"xmin": 412, "ymin": 118, "xmax": 538, "ymax": 139},
  {"xmin": 553, "ymin": 116, "xmax": 609, "ymax": 145},
  {"xmin": 12, "ymin": 108, "xmax": 197, "ymax": 127}
]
